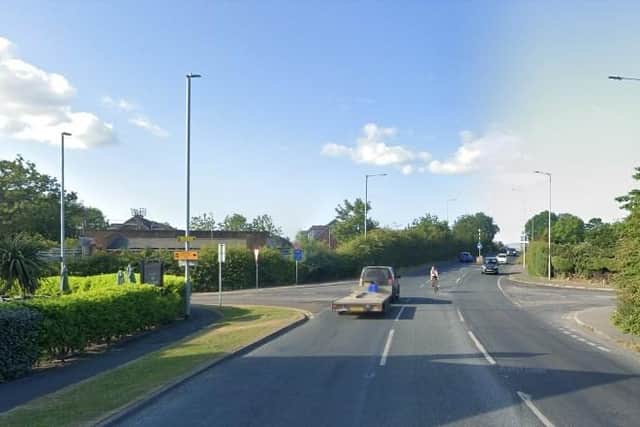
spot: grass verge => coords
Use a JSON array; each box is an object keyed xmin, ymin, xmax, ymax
[
  {"xmin": 512, "ymin": 272, "xmax": 613, "ymax": 290},
  {"xmin": 0, "ymin": 305, "xmax": 301, "ymax": 427}
]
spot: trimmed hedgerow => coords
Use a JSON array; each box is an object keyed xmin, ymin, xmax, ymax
[{"xmin": 0, "ymin": 306, "xmax": 42, "ymax": 381}]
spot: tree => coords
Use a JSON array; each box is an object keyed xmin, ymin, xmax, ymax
[
  {"xmin": 585, "ymin": 218, "xmax": 618, "ymax": 249},
  {"xmin": 332, "ymin": 198, "xmax": 378, "ymax": 243},
  {"xmin": 220, "ymin": 213, "xmax": 249, "ymax": 231},
  {"xmin": 524, "ymin": 211, "xmax": 559, "ymax": 241},
  {"xmin": 191, "ymin": 212, "xmax": 216, "ymax": 231},
  {"xmin": 0, "ymin": 155, "xmax": 107, "ymax": 240},
  {"xmin": 250, "ymin": 214, "xmax": 283, "ymax": 237},
  {"xmin": 452, "ymin": 212, "xmax": 500, "ymax": 244},
  {"xmin": 0, "ymin": 234, "xmax": 48, "ymax": 296},
  {"xmin": 407, "ymin": 214, "xmax": 451, "ymax": 241},
  {"xmin": 552, "ymin": 213, "xmax": 585, "ymax": 244},
  {"xmin": 615, "ymin": 166, "xmax": 640, "ymax": 212}
]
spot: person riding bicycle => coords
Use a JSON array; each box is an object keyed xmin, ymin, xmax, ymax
[{"xmin": 430, "ymin": 265, "xmax": 439, "ymax": 281}]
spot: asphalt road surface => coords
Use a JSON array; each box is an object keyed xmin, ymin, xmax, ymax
[{"xmin": 116, "ymin": 263, "xmax": 640, "ymax": 427}]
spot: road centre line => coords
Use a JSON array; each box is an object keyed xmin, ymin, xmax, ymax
[
  {"xmin": 394, "ymin": 306, "xmax": 405, "ymax": 322},
  {"xmin": 380, "ymin": 329, "xmax": 395, "ymax": 366},
  {"xmin": 517, "ymin": 391, "xmax": 556, "ymax": 427},
  {"xmin": 467, "ymin": 331, "xmax": 496, "ymax": 365},
  {"xmin": 497, "ymin": 276, "xmax": 521, "ymax": 307},
  {"xmin": 457, "ymin": 308, "xmax": 465, "ymax": 322},
  {"xmin": 598, "ymin": 346, "xmax": 611, "ymax": 352},
  {"xmin": 456, "ymin": 277, "xmax": 461, "ymax": 284}
]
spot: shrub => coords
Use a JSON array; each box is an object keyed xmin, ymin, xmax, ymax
[
  {"xmin": 0, "ymin": 233, "xmax": 48, "ymax": 296},
  {"xmin": 0, "ymin": 306, "xmax": 42, "ymax": 381},
  {"xmin": 18, "ymin": 284, "xmax": 184, "ymax": 360}
]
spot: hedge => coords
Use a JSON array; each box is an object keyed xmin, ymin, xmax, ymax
[
  {"xmin": 527, "ymin": 241, "xmax": 617, "ymax": 279},
  {"xmin": 0, "ymin": 306, "xmax": 42, "ymax": 381}
]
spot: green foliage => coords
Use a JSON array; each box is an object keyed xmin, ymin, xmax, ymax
[
  {"xmin": 12, "ymin": 283, "xmax": 184, "ymax": 360},
  {"xmin": 0, "ymin": 233, "xmax": 48, "ymax": 296},
  {"xmin": 0, "ymin": 306, "xmax": 42, "ymax": 381},
  {"xmin": 613, "ymin": 167, "xmax": 640, "ymax": 334},
  {"xmin": 64, "ymin": 250, "xmax": 181, "ymax": 276},
  {"xmin": 407, "ymin": 214, "xmax": 451, "ymax": 241},
  {"xmin": 0, "ymin": 155, "xmax": 107, "ymax": 241},
  {"xmin": 452, "ymin": 212, "xmax": 500, "ymax": 244},
  {"xmin": 190, "ymin": 212, "xmax": 216, "ymax": 231},
  {"xmin": 331, "ymin": 198, "xmax": 378, "ymax": 243},
  {"xmin": 250, "ymin": 214, "xmax": 283, "ymax": 237},
  {"xmin": 552, "ymin": 213, "xmax": 585, "ymax": 244},
  {"xmin": 525, "ymin": 211, "xmax": 558, "ymax": 241},
  {"xmin": 526, "ymin": 241, "xmax": 549, "ymax": 277},
  {"xmin": 220, "ymin": 213, "xmax": 250, "ymax": 231}
]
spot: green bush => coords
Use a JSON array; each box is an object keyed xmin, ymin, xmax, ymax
[
  {"xmin": 18, "ymin": 284, "xmax": 183, "ymax": 360},
  {"xmin": 527, "ymin": 241, "xmax": 550, "ymax": 277},
  {"xmin": 0, "ymin": 306, "xmax": 42, "ymax": 381},
  {"xmin": 551, "ymin": 255, "xmax": 574, "ymax": 277}
]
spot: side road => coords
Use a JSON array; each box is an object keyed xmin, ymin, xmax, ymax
[
  {"xmin": 0, "ymin": 305, "xmax": 220, "ymax": 413},
  {"xmin": 573, "ymin": 306, "xmax": 640, "ymax": 352}
]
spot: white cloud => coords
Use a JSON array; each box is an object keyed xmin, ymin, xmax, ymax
[
  {"xmin": 0, "ymin": 37, "xmax": 115, "ymax": 149},
  {"xmin": 321, "ymin": 122, "xmax": 428, "ymax": 173},
  {"xmin": 428, "ymin": 130, "xmax": 522, "ymax": 175},
  {"xmin": 129, "ymin": 116, "xmax": 168, "ymax": 138},
  {"xmin": 102, "ymin": 96, "xmax": 136, "ymax": 112}
]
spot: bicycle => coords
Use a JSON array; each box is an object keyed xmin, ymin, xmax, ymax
[{"xmin": 430, "ymin": 276, "xmax": 439, "ymax": 294}]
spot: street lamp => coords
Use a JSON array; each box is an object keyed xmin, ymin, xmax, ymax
[
  {"xmin": 608, "ymin": 75, "xmax": 640, "ymax": 82},
  {"xmin": 446, "ymin": 198, "xmax": 456, "ymax": 224},
  {"xmin": 364, "ymin": 173, "xmax": 387, "ymax": 238},
  {"xmin": 59, "ymin": 132, "xmax": 72, "ymax": 292},
  {"xmin": 534, "ymin": 170, "xmax": 552, "ymax": 281},
  {"xmin": 184, "ymin": 73, "xmax": 201, "ymax": 318}
]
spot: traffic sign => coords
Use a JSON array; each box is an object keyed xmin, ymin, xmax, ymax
[
  {"xmin": 174, "ymin": 250, "xmax": 199, "ymax": 261},
  {"xmin": 253, "ymin": 248, "xmax": 260, "ymax": 262},
  {"xmin": 177, "ymin": 235, "xmax": 196, "ymax": 242},
  {"xmin": 477, "ymin": 242, "xmax": 483, "ymax": 250},
  {"xmin": 294, "ymin": 249, "xmax": 303, "ymax": 262},
  {"xmin": 178, "ymin": 260, "xmax": 198, "ymax": 267},
  {"xmin": 218, "ymin": 243, "xmax": 226, "ymax": 263}
]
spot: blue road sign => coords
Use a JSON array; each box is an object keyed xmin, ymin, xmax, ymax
[
  {"xmin": 293, "ymin": 249, "xmax": 303, "ymax": 262},
  {"xmin": 477, "ymin": 242, "xmax": 483, "ymax": 250}
]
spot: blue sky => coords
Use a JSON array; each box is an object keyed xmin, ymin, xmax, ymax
[{"xmin": 2, "ymin": 1, "xmax": 640, "ymax": 241}]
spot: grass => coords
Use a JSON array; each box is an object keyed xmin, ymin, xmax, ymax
[
  {"xmin": 0, "ymin": 305, "xmax": 301, "ymax": 427},
  {"xmin": 512, "ymin": 271, "xmax": 613, "ymax": 289}
]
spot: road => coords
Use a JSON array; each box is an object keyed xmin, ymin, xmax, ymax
[{"xmin": 116, "ymin": 263, "xmax": 640, "ymax": 427}]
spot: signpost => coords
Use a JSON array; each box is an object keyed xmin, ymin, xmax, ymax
[
  {"xmin": 174, "ymin": 250, "xmax": 199, "ymax": 261},
  {"xmin": 254, "ymin": 248, "xmax": 260, "ymax": 289},
  {"xmin": 177, "ymin": 235, "xmax": 196, "ymax": 243},
  {"xmin": 218, "ymin": 243, "xmax": 225, "ymax": 307},
  {"xmin": 293, "ymin": 249, "xmax": 303, "ymax": 285}
]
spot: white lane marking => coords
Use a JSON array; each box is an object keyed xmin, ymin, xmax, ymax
[
  {"xmin": 497, "ymin": 277, "xmax": 521, "ymax": 307},
  {"xmin": 394, "ymin": 306, "xmax": 406, "ymax": 322},
  {"xmin": 587, "ymin": 342, "xmax": 597, "ymax": 347},
  {"xmin": 517, "ymin": 391, "xmax": 555, "ymax": 427},
  {"xmin": 598, "ymin": 346, "xmax": 611, "ymax": 352},
  {"xmin": 467, "ymin": 331, "xmax": 496, "ymax": 365},
  {"xmin": 380, "ymin": 329, "xmax": 395, "ymax": 366},
  {"xmin": 562, "ymin": 330, "xmax": 571, "ymax": 335},
  {"xmin": 419, "ymin": 283, "xmax": 425, "ymax": 289},
  {"xmin": 457, "ymin": 308, "xmax": 465, "ymax": 323},
  {"xmin": 456, "ymin": 277, "xmax": 461, "ymax": 284}
]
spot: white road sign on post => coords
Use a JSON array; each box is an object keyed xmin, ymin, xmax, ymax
[
  {"xmin": 254, "ymin": 248, "xmax": 260, "ymax": 289},
  {"xmin": 218, "ymin": 243, "xmax": 226, "ymax": 307}
]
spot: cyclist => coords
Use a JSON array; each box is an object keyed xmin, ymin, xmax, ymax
[{"xmin": 430, "ymin": 265, "xmax": 440, "ymax": 293}]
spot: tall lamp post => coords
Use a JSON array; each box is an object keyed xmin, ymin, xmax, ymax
[
  {"xmin": 609, "ymin": 75, "xmax": 640, "ymax": 82},
  {"xmin": 364, "ymin": 173, "xmax": 387, "ymax": 238},
  {"xmin": 534, "ymin": 170, "xmax": 552, "ymax": 280},
  {"xmin": 184, "ymin": 73, "xmax": 201, "ymax": 318},
  {"xmin": 59, "ymin": 132, "xmax": 72, "ymax": 292},
  {"xmin": 511, "ymin": 188, "xmax": 528, "ymax": 269},
  {"xmin": 446, "ymin": 198, "xmax": 456, "ymax": 224}
]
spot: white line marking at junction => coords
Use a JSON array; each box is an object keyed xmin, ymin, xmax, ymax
[
  {"xmin": 587, "ymin": 342, "xmax": 597, "ymax": 347},
  {"xmin": 468, "ymin": 331, "xmax": 496, "ymax": 365},
  {"xmin": 456, "ymin": 277, "xmax": 461, "ymax": 284},
  {"xmin": 598, "ymin": 346, "xmax": 611, "ymax": 352},
  {"xmin": 419, "ymin": 283, "xmax": 425, "ymax": 289},
  {"xmin": 457, "ymin": 308, "xmax": 465, "ymax": 322},
  {"xmin": 394, "ymin": 306, "xmax": 406, "ymax": 322},
  {"xmin": 380, "ymin": 329, "xmax": 395, "ymax": 366},
  {"xmin": 517, "ymin": 391, "xmax": 555, "ymax": 427},
  {"xmin": 497, "ymin": 277, "xmax": 521, "ymax": 307},
  {"xmin": 562, "ymin": 330, "xmax": 571, "ymax": 335}
]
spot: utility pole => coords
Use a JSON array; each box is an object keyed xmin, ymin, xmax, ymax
[
  {"xmin": 59, "ymin": 132, "xmax": 71, "ymax": 292},
  {"xmin": 535, "ymin": 170, "xmax": 552, "ymax": 281},
  {"xmin": 184, "ymin": 73, "xmax": 201, "ymax": 317},
  {"xmin": 364, "ymin": 173, "xmax": 387, "ymax": 238}
]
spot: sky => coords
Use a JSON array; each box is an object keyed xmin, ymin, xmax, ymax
[{"xmin": 1, "ymin": 1, "xmax": 639, "ymax": 242}]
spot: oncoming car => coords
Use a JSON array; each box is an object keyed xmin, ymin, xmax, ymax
[
  {"xmin": 482, "ymin": 257, "xmax": 499, "ymax": 274},
  {"xmin": 458, "ymin": 251, "xmax": 474, "ymax": 262},
  {"xmin": 496, "ymin": 253, "xmax": 508, "ymax": 264}
]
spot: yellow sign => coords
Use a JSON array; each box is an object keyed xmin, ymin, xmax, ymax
[
  {"xmin": 177, "ymin": 235, "xmax": 196, "ymax": 242},
  {"xmin": 174, "ymin": 250, "xmax": 199, "ymax": 261}
]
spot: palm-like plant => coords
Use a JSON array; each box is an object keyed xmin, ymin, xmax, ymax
[{"xmin": 0, "ymin": 234, "xmax": 47, "ymax": 297}]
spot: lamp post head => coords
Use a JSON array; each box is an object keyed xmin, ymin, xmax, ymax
[
  {"xmin": 61, "ymin": 132, "xmax": 72, "ymax": 137},
  {"xmin": 608, "ymin": 75, "xmax": 623, "ymax": 80},
  {"xmin": 187, "ymin": 73, "xmax": 202, "ymax": 79}
]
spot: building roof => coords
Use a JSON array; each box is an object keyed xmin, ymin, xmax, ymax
[{"xmin": 108, "ymin": 215, "xmax": 175, "ymax": 231}]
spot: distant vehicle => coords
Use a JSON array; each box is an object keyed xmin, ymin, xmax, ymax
[
  {"xmin": 482, "ymin": 258, "xmax": 499, "ymax": 274},
  {"xmin": 506, "ymin": 248, "xmax": 518, "ymax": 257},
  {"xmin": 496, "ymin": 253, "xmax": 508, "ymax": 264},
  {"xmin": 458, "ymin": 251, "xmax": 474, "ymax": 262},
  {"xmin": 332, "ymin": 266, "xmax": 400, "ymax": 314}
]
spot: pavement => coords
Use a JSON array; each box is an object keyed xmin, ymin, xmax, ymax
[
  {"xmin": 0, "ymin": 305, "xmax": 220, "ymax": 414},
  {"xmin": 113, "ymin": 262, "xmax": 640, "ymax": 427},
  {"xmin": 573, "ymin": 306, "xmax": 640, "ymax": 350}
]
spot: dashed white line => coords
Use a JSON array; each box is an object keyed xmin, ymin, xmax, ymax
[
  {"xmin": 394, "ymin": 306, "xmax": 406, "ymax": 322},
  {"xmin": 559, "ymin": 328, "xmax": 611, "ymax": 352},
  {"xmin": 598, "ymin": 346, "xmax": 611, "ymax": 352},
  {"xmin": 517, "ymin": 391, "xmax": 555, "ymax": 427},
  {"xmin": 497, "ymin": 277, "xmax": 521, "ymax": 307},
  {"xmin": 587, "ymin": 342, "xmax": 597, "ymax": 347},
  {"xmin": 467, "ymin": 331, "xmax": 496, "ymax": 365},
  {"xmin": 456, "ymin": 277, "xmax": 461, "ymax": 284},
  {"xmin": 380, "ymin": 329, "xmax": 395, "ymax": 366},
  {"xmin": 457, "ymin": 308, "xmax": 465, "ymax": 323}
]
